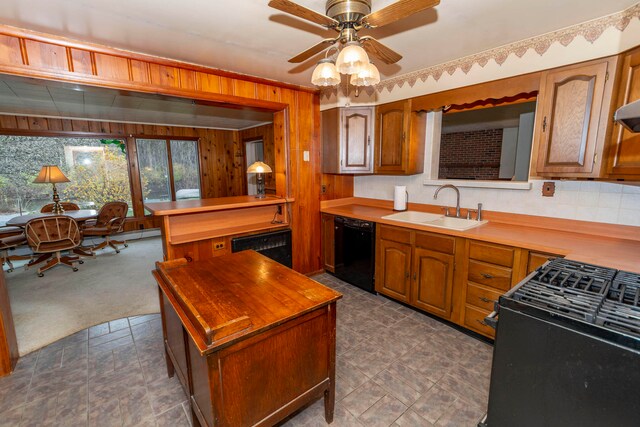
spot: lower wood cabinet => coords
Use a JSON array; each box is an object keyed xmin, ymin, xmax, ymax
[
  {"xmin": 412, "ymin": 248, "xmax": 455, "ymax": 319},
  {"xmin": 373, "ymin": 223, "xmax": 563, "ymax": 340},
  {"xmin": 321, "ymin": 213, "xmax": 335, "ymax": 273},
  {"xmin": 376, "ymin": 225, "xmax": 457, "ymax": 320},
  {"xmin": 377, "ymin": 238, "xmax": 412, "ymax": 303}
]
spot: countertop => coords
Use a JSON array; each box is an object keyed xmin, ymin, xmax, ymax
[
  {"xmin": 145, "ymin": 195, "xmax": 291, "ymax": 216},
  {"xmin": 321, "ymin": 198, "xmax": 640, "ymax": 274},
  {"xmin": 154, "ymin": 251, "xmax": 342, "ymax": 354}
]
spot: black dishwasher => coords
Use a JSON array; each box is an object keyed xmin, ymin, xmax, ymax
[{"xmin": 333, "ymin": 216, "xmax": 375, "ymax": 293}]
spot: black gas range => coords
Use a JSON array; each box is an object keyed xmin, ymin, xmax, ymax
[{"xmin": 481, "ymin": 258, "xmax": 640, "ymax": 427}]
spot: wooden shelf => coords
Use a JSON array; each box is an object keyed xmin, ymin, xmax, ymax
[{"xmin": 170, "ymin": 222, "xmax": 289, "ymax": 245}]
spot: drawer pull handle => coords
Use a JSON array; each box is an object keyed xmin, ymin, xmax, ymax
[
  {"xmin": 481, "ymin": 273, "xmax": 494, "ymax": 279},
  {"xmin": 476, "ymin": 319, "xmax": 487, "ymax": 327},
  {"xmin": 479, "ymin": 296, "xmax": 496, "ymax": 304},
  {"xmin": 405, "ymin": 272, "xmax": 410, "ymax": 279}
]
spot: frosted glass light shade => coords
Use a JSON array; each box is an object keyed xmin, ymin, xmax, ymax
[
  {"xmin": 247, "ymin": 161, "xmax": 272, "ymax": 174},
  {"xmin": 311, "ymin": 59, "xmax": 340, "ymax": 87},
  {"xmin": 350, "ymin": 62, "xmax": 381, "ymax": 86},
  {"xmin": 335, "ymin": 42, "xmax": 369, "ymax": 75}
]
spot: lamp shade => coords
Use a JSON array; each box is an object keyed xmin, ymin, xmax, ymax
[
  {"xmin": 311, "ymin": 59, "xmax": 340, "ymax": 87},
  {"xmin": 335, "ymin": 41, "xmax": 369, "ymax": 75},
  {"xmin": 350, "ymin": 62, "xmax": 381, "ymax": 86},
  {"xmin": 247, "ymin": 161, "xmax": 272, "ymax": 174},
  {"xmin": 33, "ymin": 165, "xmax": 70, "ymax": 183}
]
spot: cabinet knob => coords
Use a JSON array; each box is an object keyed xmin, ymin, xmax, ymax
[
  {"xmin": 413, "ymin": 273, "xmax": 417, "ymax": 280},
  {"xmin": 405, "ymin": 272, "xmax": 410, "ymax": 279}
]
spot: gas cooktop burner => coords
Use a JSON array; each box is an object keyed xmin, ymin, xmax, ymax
[{"xmin": 509, "ymin": 259, "xmax": 640, "ymax": 337}]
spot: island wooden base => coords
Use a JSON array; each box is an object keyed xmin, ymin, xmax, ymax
[
  {"xmin": 160, "ymin": 291, "xmax": 336, "ymax": 426},
  {"xmin": 0, "ymin": 270, "xmax": 18, "ymax": 377},
  {"xmin": 154, "ymin": 252, "xmax": 340, "ymax": 427}
]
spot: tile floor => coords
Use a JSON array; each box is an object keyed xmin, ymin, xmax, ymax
[{"xmin": 0, "ymin": 274, "xmax": 493, "ymax": 427}]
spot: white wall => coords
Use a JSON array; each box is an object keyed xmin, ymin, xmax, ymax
[
  {"xmin": 349, "ymin": 9, "xmax": 640, "ymax": 227},
  {"xmin": 355, "ymin": 174, "xmax": 640, "ymax": 226}
]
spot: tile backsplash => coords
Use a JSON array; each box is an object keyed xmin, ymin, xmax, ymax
[{"xmin": 354, "ymin": 176, "xmax": 640, "ymax": 227}]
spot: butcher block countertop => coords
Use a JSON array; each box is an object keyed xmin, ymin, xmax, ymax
[
  {"xmin": 153, "ymin": 250, "xmax": 342, "ymax": 354},
  {"xmin": 322, "ymin": 198, "xmax": 640, "ymax": 274}
]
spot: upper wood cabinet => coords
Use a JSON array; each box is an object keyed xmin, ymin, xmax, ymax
[
  {"xmin": 535, "ymin": 56, "xmax": 617, "ymax": 177},
  {"xmin": 322, "ymin": 107, "xmax": 374, "ymax": 174},
  {"xmin": 374, "ymin": 99, "xmax": 427, "ymax": 175},
  {"xmin": 607, "ymin": 47, "xmax": 640, "ymax": 178}
]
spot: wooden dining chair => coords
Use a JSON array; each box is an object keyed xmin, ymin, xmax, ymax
[
  {"xmin": 0, "ymin": 226, "xmax": 31, "ymax": 272},
  {"xmin": 40, "ymin": 202, "xmax": 80, "ymax": 213},
  {"xmin": 24, "ymin": 216, "xmax": 82, "ymax": 276},
  {"xmin": 82, "ymin": 202, "xmax": 129, "ymax": 253}
]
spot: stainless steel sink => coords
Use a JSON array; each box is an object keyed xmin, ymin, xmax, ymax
[{"xmin": 382, "ymin": 211, "xmax": 487, "ymax": 231}]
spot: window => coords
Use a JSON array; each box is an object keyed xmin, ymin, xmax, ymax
[
  {"xmin": 0, "ymin": 136, "xmax": 133, "ymax": 225},
  {"xmin": 438, "ymin": 101, "xmax": 537, "ymax": 182},
  {"xmin": 136, "ymin": 138, "xmax": 201, "ymax": 209}
]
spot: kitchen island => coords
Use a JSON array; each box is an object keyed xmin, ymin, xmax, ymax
[{"xmin": 153, "ymin": 250, "xmax": 342, "ymax": 427}]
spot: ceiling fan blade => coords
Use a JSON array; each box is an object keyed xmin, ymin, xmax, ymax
[
  {"xmin": 268, "ymin": 0, "xmax": 339, "ymax": 28},
  {"xmin": 288, "ymin": 38, "xmax": 336, "ymax": 63},
  {"xmin": 361, "ymin": 0, "xmax": 440, "ymax": 28},
  {"xmin": 359, "ymin": 36, "xmax": 402, "ymax": 64}
]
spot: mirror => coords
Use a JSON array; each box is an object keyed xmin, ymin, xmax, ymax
[{"xmin": 438, "ymin": 101, "xmax": 537, "ymax": 181}]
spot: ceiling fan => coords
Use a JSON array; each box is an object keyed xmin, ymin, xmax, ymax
[{"xmin": 268, "ymin": 0, "xmax": 440, "ymax": 65}]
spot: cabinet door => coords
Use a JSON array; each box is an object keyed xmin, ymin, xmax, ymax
[
  {"xmin": 411, "ymin": 248, "xmax": 455, "ymax": 319},
  {"xmin": 608, "ymin": 48, "xmax": 640, "ymax": 177},
  {"xmin": 341, "ymin": 107, "xmax": 373, "ymax": 173},
  {"xmin": 536, "ymin": 60, "xmax": 610, "ymax": 176},
  {"xmin": 375, "ymin": 100, "xmax": 408, "ymax": 173},
  {"xmin": 321, "ymin": 214, "xmax": 335, "ymax": 273},
  {"xmin": 375, "ymin": 239, "xmax": 412, "ymax": 302}
]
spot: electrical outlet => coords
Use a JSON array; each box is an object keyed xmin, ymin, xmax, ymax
[
  {"xmin": 321, "ymin": 184, "xmax": 327, "ymax": 194},
  {"xmin": 542, "ymin": 181, "xmax": 555, "ymax": 197},
  {"xmin": 214, "ymin": 241, "xmax": 225, "ymax": 251}
]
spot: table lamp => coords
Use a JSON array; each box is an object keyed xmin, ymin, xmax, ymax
[
  {"xmin": 33, "ymin": 165, "xmax": 70, "ymax": 214},
  {"xmin": 246, "ymin": 161, "xmax": 272, "ymax": 199}
]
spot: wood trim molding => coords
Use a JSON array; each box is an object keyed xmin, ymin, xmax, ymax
[{"xmin": 0, "ymin": 24, "xmax": 317, "ymax": 94}]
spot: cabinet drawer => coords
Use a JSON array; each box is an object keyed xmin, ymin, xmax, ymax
[
  {"xmin": 463, "ymin": 305, "xmax": 495, "ymax": 338},
  {"xmin": 415, "ymin": 231, "xmax": 455, "ymax": 254},
  {"xmin": 466, "ymin": 283, "xmax": 502, "ymax": 312},
  {"xmin": 469, "ymin": 241, "xmax": 514, "ymax": 267},
  {"xmin": 379, "ymin": 225, "xmax": 411, "ymax": 244},
  {"xmin": 468, "ymin": 260, "xmax": 512, "ymax": 291}
]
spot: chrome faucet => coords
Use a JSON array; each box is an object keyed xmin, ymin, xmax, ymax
[{"xmin": 434, "ymin": 184, "xmax": 461, "ymax": 218}]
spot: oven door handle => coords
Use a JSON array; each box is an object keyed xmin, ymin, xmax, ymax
[{"xmin": 484, "ymin": 310, "xmax": 498, "ymax": 329}]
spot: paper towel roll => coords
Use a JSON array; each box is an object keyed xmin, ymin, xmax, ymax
[{"xmin": 394, "ymin": 186, "xmax": 408, "ymax": 211}]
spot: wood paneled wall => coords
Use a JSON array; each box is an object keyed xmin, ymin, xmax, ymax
[
  {"xmin": 0, "ymin": 114, "xmax": 243, "ymax": 230},
  {"xmin": 0, "ymin": 25, "xmax": 322, "ymax": 273}
]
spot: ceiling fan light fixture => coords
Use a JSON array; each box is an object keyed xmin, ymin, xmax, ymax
[
  {"xmin": 311, "ymin": 58, "xmax": 341, "ymax": 86},
  {"xmin": 350, "ymin": 61, "xmax": 380, "ymax": 86},
  {"xmin": 335, "ymin": 41, "xmax": 369, "ymax": 75}
]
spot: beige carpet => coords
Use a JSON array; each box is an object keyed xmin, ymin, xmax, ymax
[{"xmin": 5, "ymin": 236, "xmax": 162, "ymax": 356}]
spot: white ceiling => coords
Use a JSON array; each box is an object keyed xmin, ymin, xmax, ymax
[
  {"xmin": 0, "ymin": 0, "xmax": 636, "ymax": 87},
  {"xmin": 0, "ymin": 76, "xmax": 274, "ymax": 130}
]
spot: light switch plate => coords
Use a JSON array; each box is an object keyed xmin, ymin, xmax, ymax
[{"xmin": 303, "ymin": 151, "xmax": 310, "ymax": 162}]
